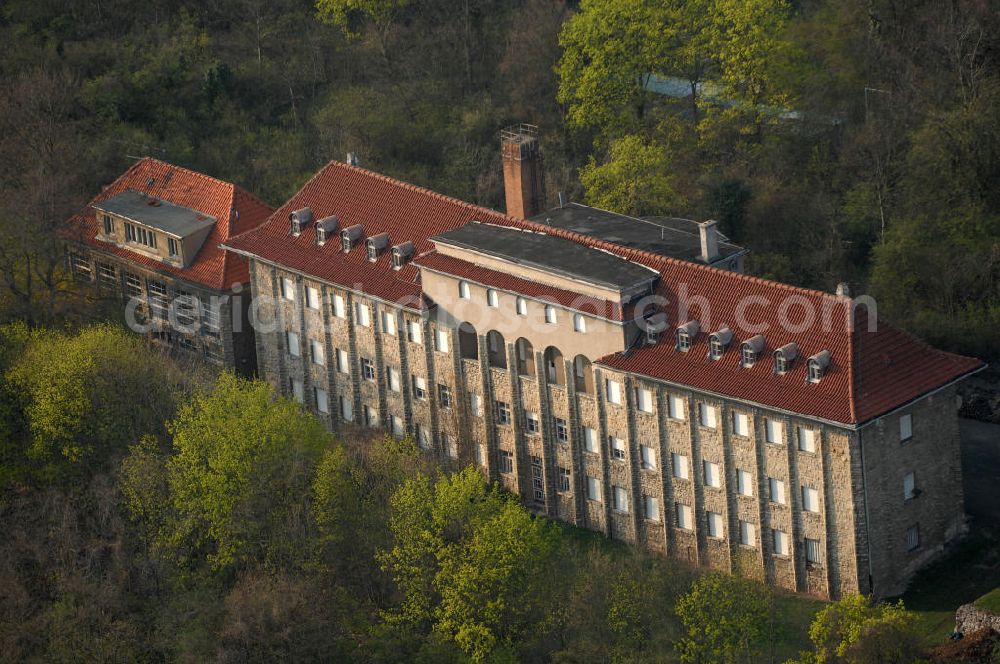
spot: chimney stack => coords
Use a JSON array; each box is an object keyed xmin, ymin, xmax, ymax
[
  {"xmin": 836, "ymin": 282, "xmax": 851, "ymax": 298},
  {"xmin": 501, "ymin": 124, "xmax": 545, "ymax": 219},
  {"xmin": 699, "ymin": 220, "xmax": 720, "ymax": 264},
  {"xmin": 346, "ymin": 152, "xmax": 360, "ymax": 167}
]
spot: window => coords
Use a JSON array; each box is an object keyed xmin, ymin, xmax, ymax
[
  {"xmin": 544, "ymin": 305, "xmax": 556, "ymax": 324},
  {"xmin": 676, "ymin": 330, "xmax": 692, "ymax": 352},
  {"xmin": 124, "ymin": 272, "xmax": 142, "ymax": 297},
  {"xmin": 363, "ymin": 405, "xmax": 378, "ymax": 428},
  {"xmin": 587, "ymin": 476, "xmax": 602, "ymax": 502},
  {"xmin": 434, "ymin": 329, "xmax": 449, "ymax": 352},
  {"xmin": 737, "ymin": 469, "xmax": 754, "ymax": 496},
  {"xmin": 124, "ymin": 223, "xmax": 135, "ymax": 242},
  {"xmin": 281, "ymin": 277, "xmax": 295, "ymax": 301},
  {"xmin": 406, "ymin": 320, "xmax": 422, "ymax": 344},
  {"xmin": 289, "ymin": 379, "xmax": 304, "ymax": 403},
  {"xmin": 775, "ymin": 353, "xmax": 791, "ymax": 374},
  {"xmin": 458, "ymin": 280, "xmax": 471, "ymax": 299},
  {"xmin": 340, "ymin": 396, "xmax": 353, "ymax": 421},
  {"xmin": 584, "ymin": 427, "xmax": 598, "ymax": 453},
  {"xmin": 672, "ymin": 453, "xmax": 689, "ymax": 480},
  {"xmin": 644, "ymin": 495, "xmax": 660, "ymax": 522},
  {"xmin": 635, "ymin": 387, "xmax": 653, "ymax": 413},
  {"xmin": 668, "ymin": 395, "xmax": 686, "ymax": 420},
  {"xmin": 675, "ymin": 503, "xmax": 693, "ymax": 530},
  {"xmin": 496, "ymin": 401, "xmax": 511, "ymax": 425},
  {"xmin": 765, "ymin": 419, "xmax": 783, "ymax": 444},
  {"xmin": 333, "ymin": 294, "xmax": 346, "ymax": 318},
  {"xmin": 605, "ymin": 379, "xmax": 622, "ymax": 405},
  {"xmin": 808, "ymin": 359, "xmax": 825, "ymax": 382},
  {"xmin": 336, "ymin": 348, "xmax": 349, "ymax": 374},
  {"xmin": 613, "ymin": 486, "xmax": 629, "ymax": 513},
  {"xmin": 903, "ymin": 472, "xmax": 916, "ymax": 500},
  {"xmin": 286, "ymin": 331, "xmax": 300, "ymax": 357},
  {"xmin": 148, "ymin": 280, "xmax": 168, "ymax": 319},
  {"xmin": 168, "ymin": 237, "xmax": 178, "ymax": 257},
  {"xmin": 707, "ymin": 511, "xmax": 724, "ymax": 538},
  {"xmin": 733, "ymin": 412, "xmax": 749, "ymax": 437},
  {"xmin": 96, "ymin": 262, "xmax": 116, "ymax": 289},
  {"xmin": 798, "ymin": 428, "xmax": 816, "ymax": 453},
  {"xmin": 899, "ymin": 414, "xmax": 913, "ymax": 442},
  {"xmin": 474, "ymin": 444, "xmax": 486, "ymax": 467},
  {"xmin": 773, "ymin": 529, "xmax": 789, "ymax": 555},
  {"xmin": 499, "ymin": 450, "xmax": 514, "ymax": 474},
  {"xmin": 387, "ymin": 366, "xmax": 401, "ymax": 392},
  {"xmin": 640, "ymin": 445, "xmax": 656, "ymax": 470},
  {"xmin": 125, "ymin": 223, "xmax": 157, "ymax": 249},
  {"xmin": 739, "ymin": 520, "xmax": 756, "ymax": 547},
  {"xmin": 526, "ymin": 411, "xmax": 540, "ymax": 433},
  {"xmin": 802, "ymin": 486, "xmax": 820, "ymax": 513},
  {"xmin": 438, "ymin": 384, "xmax": 452, "ymax": 408},
  {"xmin": 470, "ymin": 392, "xmax": 483, "ymax": 417},
  {"xmin": 200, "ymin": 299, "xmax": 220, "ymax": 332},
  {"xmin": 416, "ymin": 425, "xmax": 430, "ymax": 449},
  {"xmin": 314, "ymin": 387, "xmax": 329, "ymax": 414},
  {"xmin": 709, "ymin": 336, "xmax": 725, "ymax": 359},
  {"xmin": 412, "ymin": 375, "xmax": 427, "ymax": 400},
  {"xmin": 573, "ymin": 313, "xmax": 586, "ymax": 332},
  {"xmin": 516, "ymin": 296, "xmax": 527, "ymax": 316},
  {"xmin": 367, "ymin": 243, "xmax": 378, "ymax": 261},
  {"xmin": 531, "ymin": 456, "xmax": 544, "ymax": 502},
  {"xmin": 102, "ymin": 214, "xmax": 113, "ymax": 234},
  {"xmin": 698, "ymin": 403, "xmax": 716, "ymax": 428},
  {"xmin": 310, "ymin": 339, "xmax": 325, "ymax": 365},
  {"xmin": 443, "ymin": 432, "xmax": 458, "ymax": 459},
  {"xmin": 805, "ymin": 537, "xmax": 823, "ymax": 564},
  {"xmin": 558, "ymin": 467, "xmax": 571, "ymax": 493},
  {"xmin": 204, "ymin": 342, "xmax": 224, "ymax": 363},
  {"xmin": 355, "ymin": 302, "xmax": 370, "ymax": 327},
  {"xmin": 555, "ymin": 417, "xmax": 568, "ymax": 442},
  {"xmin": 703, "ymin": 460, "xmax": 721, "ymax": 488},
  {"xmin": 391, "ymin": 416, "xmax": 404, "ymax": 437},
  {"xmin": 906, "ymin": 524, "xmax": 920, "ymax": 551},
  {"xmin": 768, "ymin": 477, "xmax": 786, "ymax": 504},
  {"xmin": 362, "ymin": 358, "xmax": 375, "ymax": 381},
  {"xmin": 487, "ymin": 289, "xmax": 499, "ymax": 307},
  {"xmin": 304, "ymin": 286, "xmax": 319, "ymax": 310},
  {"xmin": 741, "ymin": 345, "xmax": 757, "ymax": 366},
  {"xmin": 381, "ymin": 310, "xmax": 396, "ymax": 336},
  {"xmin": 609, "ymin": 436, "xmax": 626, "ymax": 460}
]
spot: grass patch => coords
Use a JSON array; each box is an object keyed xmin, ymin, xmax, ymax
[{"xmin": 974, "ymin": 587, "xmax": 1000, "ymax": 614}]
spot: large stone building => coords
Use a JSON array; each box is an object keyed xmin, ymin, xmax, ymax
[{"xmin": 63, "ymin": 158, "xmax": 273, "ymax": 375}]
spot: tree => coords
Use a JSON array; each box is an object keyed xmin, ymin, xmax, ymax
[
  {"xmin": 315, "ymin": 0, "xmax": 412, "ymax": 67},
  {"xmin": 674, "ymin": 572, "xmax": 771, "ymax": 663},
  {"xmin": 578, "ymin": 133, "xmax": 685, "ymax": 216}
]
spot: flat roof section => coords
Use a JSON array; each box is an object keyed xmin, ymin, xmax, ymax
[
  {"xmin": 432, "ymin": 221, "xmax": 658, "ymax": 291},
  {"xmin": 94, "ymin": 189, "xmax": 216, "ymax": 238},
  {"xmin": 531, "ymin": 202, "xmax": 745, "ymax": 264}
]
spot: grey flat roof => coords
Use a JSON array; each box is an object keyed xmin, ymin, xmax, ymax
[
  {"xmin": 94, "ymin": 189, "xmax": 216, "ymax": 237},
  {"xmin": 432, "ymin": 222, "xmax": 657, "ymax": 291},
  {"xmin": 530, "ymin": 203, "xmax": 745, "ymax": 264}
]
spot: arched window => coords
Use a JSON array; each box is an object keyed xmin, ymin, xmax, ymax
[
  {"xmin": 486, "ymin": 330, "xmax": 507, "ymax": 368},
  {"xmin": 573, "ymin": 355, "xmax": 593, "ymax": 394},
  {"xmin": 543, "ymin": 346, "xmax": 565, "ymax": 386},
  {"xmin": 458, "ymin": 322, "xmax": 478, "ymax": 360},
  {"xmin": 515, "ymin": 338, "xmax": 535, "ymax": 377}
]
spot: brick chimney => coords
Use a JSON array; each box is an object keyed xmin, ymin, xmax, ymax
[{"xmin": 501, "ymin": 124, "xmax": 545, "ymax": 219}]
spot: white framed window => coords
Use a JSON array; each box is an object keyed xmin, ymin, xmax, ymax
[
  {"xmin": 412, "ymin": 375, "xmax": 427, "ymax": 400},
  {"xmin": 487, "ymin": 288, "xmax": 499, "ymax": 307},
  {"xmin": 336, "ymin": 348, "xmax": 349, "ymax": 373},
  {"xmin": 96, "ymin": 262, "xmax": 116, "ymax": 289},
  {"xmin": 310, "ymin": 339, "xmax": 325, "ymax": 365},
  {"xmin": 314, "ymin": 387, "xmax": 329, "ymax": 414},
  {"xmin": 387, "ymin": 366, "xmax": 401, "ymax": 392},
  {"xmin": 362, "ymin": 358, "xmax": 375, "ymax": 381},
  {"xmin": 698, "ymin": 403, "xmax": 717, "ymax": 428},
  {"xmin": 587, "ymin": 476, "xmax": 602, "ymax": 502},
  {"xmin": 805, "ymin": 537, "xmax": 823, "ymax": 563},
  {"xmin": 289, "ymin": 379, "xmax": 304, "ymax": 403},
  {"xmin": 798, "ymin": 427, "xmax": 816, "ymax": 453},
  {"xmin": 768, "ymin": 477, "xmax": 786, "ymax": 505},
  {"xmin": 470, "ymin": 392, "xmax": 483, "ymax": 417},
  {"xmin": 635, "ymin": 387, "xmax": 653, "ymax": 413},
  {"xmin": 765, "ymin": 419, "xmax": 783, "ymax": 444},
  {"xmin": 640, "ymin": 445, "xmax": 656, "ymax": 470},
  {"xmin": 573, "ymin": 313, "xmax": 586, "ymax": 332},
  {"xmin": 333, "ymin": 294, "xmax": 346, "ymax": 318},
  {"xmin": 406, "ymin": 320, "xmax": 422, "ymax": 344},
  {"xmin": 544, "ymin": 305, "xmax": 556, "ymax": 324},
  {"xmin": 281, "ymin": 277, "xmax": 295, "ymax": 301},
  {"xmin": 703, "ymin": 460, "xmax": 721, "ymax": 488},
  {"xmin": 438, "ymin": 384, "xmax": 453, "ymax": 409},
  {"xmin": 434, "ymin": 329, "xmax": 449, "ymax": 352},
  {"xmin": 802, "ymin": 486, "xmax": 820, "ymax": 513},
  {"xmin": 306, "ymin": 286, "xmax": 320, "ymax": 310},
  {"xmin": 676, "ymin": 330, "xmax": 693, "ymax": 352},
  {"xmin": 903, "ymin": 472, "xmax": 916, "ymax": 500},
  {"xmin": 906, "ymin": 524, "xmax": 920, "ymax": 551},
  {"xmin": 739, "ymin": 520, "xmax": 756, "ymax": 547},
  {"xmin": 355, "ymin": 302, "xmax": 370, "ymax": 327},
  {"xmin": 102, "ymin": 213, "xmax": 114, "ymax": 234},
  {"xmin": 737, "ymin": 469, "xmax": 753, "ymax": 496},
  {"xmin": 381, "ymin": 310, "xmax": 396, "ymax": 336},
  {"xmin": 899, "ymin": 414, "xmax": 913, "ymax": 442},
  {"xmin": 675, "ymin": 503, "xmax": 693, "ymax": 530},
  {"xmin": 772, "ymin": 529, "xmax": 789, "ymax": 555},
  {"xmin": 363, "ymin": 404, "xmax": 378, "ymax": 428},
  {"xmin": 672, "ymin": 453, "xmax": 689, "ymax": 480},
  {"xmin": 340, "ymin": 396, "xmax": 353, "ymax": 421},
  {"xmin": 584, "ymin": 427, "xmax": 598, "ymax": 453},
  {"xmin": 707, "ymin": 511, "xmax": 724, "ymax": 538},
  {"xmin": 668, "ymin": 395, "xmax": 686, "ymax": 420},
  {"xmin": 609, "ymin": 436, "xmax": 626, "ymax": 460},
  {"xmin": 605, "ymin": 379, "xmax": 622, "ymax": 405},
  {"xmin": 613, "ymin": 485, "xmax": 629, "ymax": 513},
  {"xmin": 391, "ymin": 416, "xmax": 404, "ymax": 437},
  {"xmin": 644, "ymin": 495, "xmax": 660, "ymax": 522},
  {"xmin": 286, "ymin": 331, "xmax": 300, "ymax": 357},
  {"xmin": 458, "ymin": 280, "xmax": 471, "ymax": 299},
  {"xmin": 733, "ymin": 412, "xmax": 749, "ymax": 437},
  {"xmin": 516, "ymin": 296, "xmax": 527, "ymax": 316},
  {"xmin": 495, "ymin": 401, "xmax": 511, "ymax": 425},
  {"xmin": 526, "ymin": 411, "xmax": 540, "ymax": 433},
  {"xmin": 555, "ymin": 417, "xmax": 568, "ymax": 442}
]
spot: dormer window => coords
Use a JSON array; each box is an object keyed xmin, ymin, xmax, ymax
[
  {"xmin": 168, "ymin": 238, "xmax": 178, "ymax": 257},
  {"xmin": 124, "ymin": 222, "xmax": 157, "ymax": 249},
  {"xmin": 675, "ymin": 320, "xmax": 700, "ymax": 352},
  {"xmin": 807, "ymin": 350, "xmax": 831, "ymax": 383},
  {"xmin": 645, "ymin": 313, "xmax": 668, "ymax": 345},
  {"xmin": 315, "ymin": 216, "xmax": 339, "ymax": 246},
  {"xmin": 773, "ymin": 343, "xmax": 798, "ymax": 374},
  {"xmin": 341, "ymin": 224, "xmax": 364, "ymax": 253},
  {"xmin": 289, "ymin": 207, "xmax": 313, "ymax": 236},
  {"xmin": 391, "ymin": 241, "xmax": 414, "ymax": 270},
  {"xmin": 741, "ymin": 334, "xmax": 765, "ymax": 367},
  {"xmin": 708, "ymin": 325, "xmax": 733, "ymax": 360},
  {"xmin": 366, "ymin": 232, "xmax": 389, "ymax": 262},
  {"xmin": 102, "ymin": 214, "xmax": 113, "ymax": 235}
]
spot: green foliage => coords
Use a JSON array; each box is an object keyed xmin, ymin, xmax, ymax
[
  {"xmin": 674, "ymin": 572, "xmax": 772, "ymax": 663},
  {"xmin": 579, "ymin": 133, "xmax": 684, "ymax": 216},
  {"xmin": 315, "ymin": 0, "xmax": 412, "ymax": 37}
]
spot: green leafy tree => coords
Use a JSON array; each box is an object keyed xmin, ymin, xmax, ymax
[
  {"xmin": 315, "ymin": 0, "xmax": 412, "ymax": 66},
  {"xmin": 579, "ymin": 133, "xmax": 685, "ymax": 216},
  {"xmin": 674, "ymin": 572, "xmax": 771, "ymax": 663}
]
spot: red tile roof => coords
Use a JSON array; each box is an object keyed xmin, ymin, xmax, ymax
[
  {"xmin": 222, "ymin": 159, "xmax": 983, "ymax": 426},
  {"xmin": 62, "ymin": 158, "xmax": 273, "ymax": 290}
]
